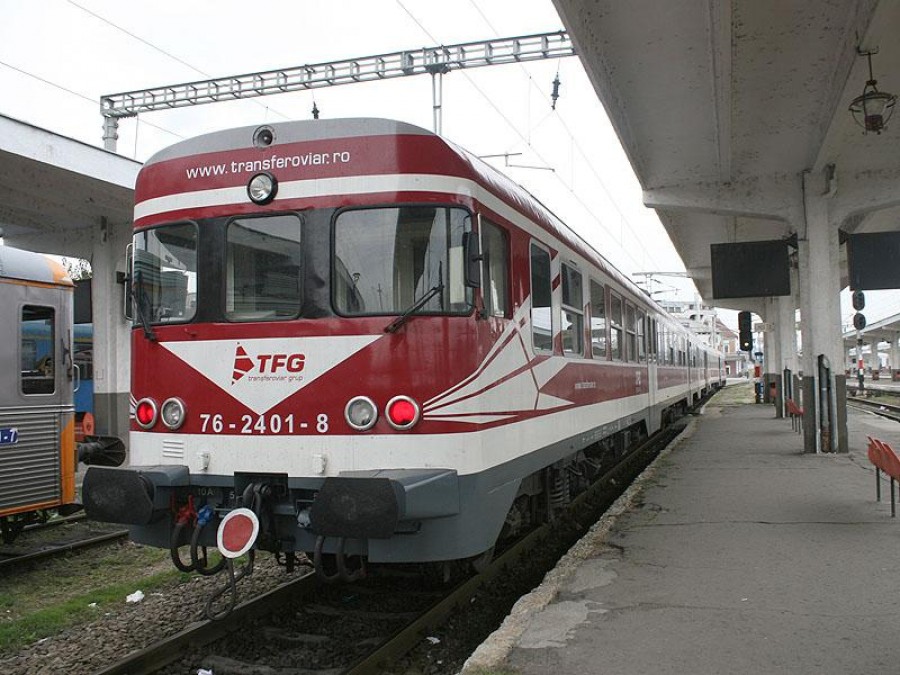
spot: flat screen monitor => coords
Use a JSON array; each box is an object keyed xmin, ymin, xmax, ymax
[
  {"xmin": 847, "ymin": 231, "xmax": 900, "ymax": 290},
  {"xmin": 710, "ymin": 240, "xmax": 791, "ymax": 299}
]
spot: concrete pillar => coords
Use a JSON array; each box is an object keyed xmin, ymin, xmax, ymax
[
  {"xmin": 890, "ymin": 333, "xmax": 900, "ymax": 380},
  {"xmin": 91, "ymin": 217, "xmax": 132, "ymax": 450},
  {"xmin": 797, "ymin": 170, "xmax": 846, "ymax": 453},
  {"xmin": 774, "ymin": 294, "xmax": 797, "ymax": 415},
  {"xmin": 868, "ymin": 339, "xmax": 881, "ymax": 380},
  {"xmin": 763, "ymin": 298, "xmax": 781, "ymax": 415}
]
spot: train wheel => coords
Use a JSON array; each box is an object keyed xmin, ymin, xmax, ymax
[
  {"xmin": 0, "ymin": 516, "xmax": 26, "ymax": 544},
  {"xmin": 469, "ymin": 545, "xmax": 494, "ymax": 574}
]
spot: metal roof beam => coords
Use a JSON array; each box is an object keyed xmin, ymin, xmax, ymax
[{"xmin": 100, "ymin": 31, "xmax": 574, "ymax": 120}]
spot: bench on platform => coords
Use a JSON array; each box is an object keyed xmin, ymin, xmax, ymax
[
  {"xmin": 786, "ymin": 398, "xmax": 804, "ymax": 433},
  {"xmin": 866, "ymin": 436, "xmax": 900, "ymax": 517}
]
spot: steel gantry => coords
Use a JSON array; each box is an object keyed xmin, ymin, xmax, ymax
[{"xmin": 100, "ymin": 30, "xmax": 575, "ymax": 150}]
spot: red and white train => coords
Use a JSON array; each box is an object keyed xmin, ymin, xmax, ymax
[{"xmin": 85, "ymin": 118, "xmax": 724, "ymax": 579}]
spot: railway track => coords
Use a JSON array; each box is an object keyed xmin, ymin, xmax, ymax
[
  {"xmin": 96, "ymin": 421, "xmax": 686, "ymax": 675},
  {"xmin": 0, "ymin": 520, "xmax": 129, "ymax": 572},
  {"xmin": 847, "ymin": 396, "xmax": 900, "ymax": 423}
]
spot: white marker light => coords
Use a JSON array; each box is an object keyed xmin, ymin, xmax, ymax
[{"xmin": 247, "ymin": 172, "xmax": 277, "ymax": 204}]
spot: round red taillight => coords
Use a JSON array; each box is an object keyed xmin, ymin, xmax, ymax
[
  {"xmin": 386, "ymin": 395, "xmax": 420, "ymax": 430},
  {"xmin": 135, "ymin": 398, "xmax": 158, "ymax": 429}
]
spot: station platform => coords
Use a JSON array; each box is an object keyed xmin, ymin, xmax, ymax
[{"xmin": 464, "ymin": 388, "xmax": 900, "ymax": 674}]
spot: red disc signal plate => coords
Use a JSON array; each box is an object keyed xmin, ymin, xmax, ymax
[{"xmin": 216, "ymin": 508, "xmax": 260, "ymax": 558}]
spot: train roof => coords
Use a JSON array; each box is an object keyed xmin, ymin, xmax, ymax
[
  {"xmin": 141, "ymin": 118, "xmax": 668, "ymax": 320},
  {"xmin": 0, "ymin": 245, "xmax": 73, "ymax": 287}
]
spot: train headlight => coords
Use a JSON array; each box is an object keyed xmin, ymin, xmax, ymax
[
  {"xmin": 247, "ymin": 172, "xmax": 277, "ymax": 205},
  {"xmin": 345, "ymin": 396, "xmax": 378, "ymax": 432},
  {"xmin": 386, "ymin": 395, "xmax": 420, "ymax": 431},
  {"xmin": 160, "ymin": 397, "xmax": 186, "ymax": 430},
  {"xmin": 135, "ymin": 398, "xmax": 158, "ymax": 429}
]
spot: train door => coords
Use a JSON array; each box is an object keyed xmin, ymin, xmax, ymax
[
  {"xmin": 646, "ymin": 315, "xmax": 658, "ymax": 418},
  {"xmin": 1, "ymin": 286, "xmax": 76, "ymax": 517}
]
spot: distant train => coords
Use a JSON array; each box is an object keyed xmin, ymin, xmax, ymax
[
  {"xmin": 84, "ymin": 119, "xmax": 724, "ymax": 580},
  {"xmin": 0, "ymin": 247, "xmax": 122, "ymax": 543}
]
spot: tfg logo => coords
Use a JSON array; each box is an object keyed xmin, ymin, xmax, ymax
[{"xmin": 232, "ymin": 344, "xmax": 305, "ymax": 384}]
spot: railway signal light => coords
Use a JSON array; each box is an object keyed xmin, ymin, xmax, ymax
[
  {"xmin": 738, "ymin": 311, "xmax": 753, "ymax": 352},
  {"xmin": 854, "ymin": 312, "xmax": 867, "ymax": 330},
  {"xmin": 852, "ymin": 290, "xmax": 866, "ymax": 311}
]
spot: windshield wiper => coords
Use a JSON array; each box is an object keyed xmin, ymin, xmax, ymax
[
  {"xmin": 385, "ymin": 263, "xmax": 444, "ymax": 334},
  {"xmin": 132, "ymin": 270, "xmax": 158, "ymax": 341}
]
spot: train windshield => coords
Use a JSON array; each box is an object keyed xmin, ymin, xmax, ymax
[
  {"xmin": 333, "ymin": 206, "xmax": 471, "ymax": 316},
  {"xmin": 132, "ymin": 223, "xmax": 197, "ymax": 325},
  {"xmin": 225, "ymin": 214, "xmax": 303, "ymax": 321}
]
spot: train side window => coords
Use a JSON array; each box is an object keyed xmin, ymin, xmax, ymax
[
  {"xmin": 637, "ymin": 309, "xmax": 646, "ymax": 362},
  {"xmin": 21, "ymin": 305, "xmax": 55, "ymax": 395},
  {"xmin": 589, "ymin": 279, "xmax": 607, "ymax": 358},
  {"xmin": 625, "ymin": 303, "xmax": 636, "ymax": 362},
  {"xmin": 610, "ymin": 293, "xmax": 623, "ymax": 360},
  {"xmin": 530, "ymin": 244, "xmax": 553, "ymax": 352},
  {"xmin": 657, "ymin": 324, "xmax": 665, "ymax": 363},
  {"xmin": 561, "ymin": 263, "xmax": 583, "ymax": 356},
  {"xmin": 481, "ymin": 220, "xmax": 509, "ymax": 318}
]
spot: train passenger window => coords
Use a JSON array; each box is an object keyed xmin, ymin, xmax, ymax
[
  {"xmin": 21, "ymin": 305, "xmax": 55, "ymax": 395},
  {"xmin": 637, "ymin": 310, "xmax": 646, "ymax": 362},
  {"xmin": 133, "ymin": 223, "xmax": 197, "ymax": 324},
  {"xmin": 610, "ymin": 293, "xmax": 623, "ymax": 360},
  {"xmin": 226, "ymin": 215, "xmax": 303, "ymax": 321},
  {"xmin": 589, "ymin": 279, "xmax": 607, "ymax": 358},
  {"xmin": 481, "ymin": 220, "xmax": 509, "ymax": 318},
  {"xmin": 530, "ymin": 244, "xmax": 553, "ymax": 351},
  {"xmin": 561, "ymin": 263, "xmax": 583, "ymax": 356},
  {"xmin": 333, "ymin": 206, "xmax": 471, "ymax": 316},
  {"xmin": 625, "ymin": 303, "xmax": 637, "ymax": 362}
]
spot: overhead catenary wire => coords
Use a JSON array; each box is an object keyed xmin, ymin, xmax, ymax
[
  {"xmin": 0, "ymin": 57, "xmax": 182, "ymax": 141},
  {"xmin": 400, "ymin": 0, "xmax": 664, "ymax": 274}
]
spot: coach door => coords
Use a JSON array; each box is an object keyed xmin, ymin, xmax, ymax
[{"xmin": 646, "ymin": 315, "xmax": 658, "ymax": 415}]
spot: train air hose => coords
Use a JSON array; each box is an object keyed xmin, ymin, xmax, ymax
[
  {"xmin": 190, "ymin": 505, "xmax": 227, "ymax": 576},
  {"xmin": 204, "ymin": 550, "xmax": 255, "ymax": 621},
  {"xmin": 169, "ymin": 496, "xmax": 197, "ymax": 573},
  {"xmin": 202, "ymin": 483, "xmax": 271, "ymax": 619}
]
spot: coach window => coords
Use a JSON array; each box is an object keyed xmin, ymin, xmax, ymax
[
  {"xmin": 637, "ymin": 309, "xmax": 646, "ymax": 362},
  {"xmin": 610, "ymin": 292, "xmax": 623, "ymax": 360},
  {"xmin": 530, "ymin": 244, "xmax": 553, "ymax": 351},
  {"xmin": 561, "ymin": 263, "xmax": 583, "ymax": 356},
  {"xmin": 334, "ymin": 206, "xmax": 471, "ymax": 316},
  {"xmin": 226, "ymin": 214, "xmax": 303, "ymax": 321},
  {"xmin": 625, "ymin": 303, "xmax": 637, "ymax": 362},
  {"xmin": 482, "ymin": 220, "xmax": 509, "ymax": 318},
  {"xmin": 589, "ymin": 279, "xmax": 607, "ymax": 358},
  {"xmin": 21, "ymin": 305, "xmax": 55, "ymax": 395}
]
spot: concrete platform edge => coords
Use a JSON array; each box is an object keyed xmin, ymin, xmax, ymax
[{"xmin": 460, "ymin": 416, "xmax": 700, "ymax": 673}]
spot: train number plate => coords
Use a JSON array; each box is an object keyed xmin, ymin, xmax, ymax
[{"xmin": 0, "ymin": 428, "xmax": 19, "ymax": 445}]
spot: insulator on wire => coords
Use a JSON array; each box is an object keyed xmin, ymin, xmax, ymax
[
  {"xmin": 312, "ymin": 102, "xmax": 320, "ymax": 120},
  {"xmin": 551, "ymin": 74, "xmax": 561, "ymax": 110}
]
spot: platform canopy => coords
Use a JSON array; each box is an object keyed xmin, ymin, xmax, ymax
[
  {"xmin": 553, "ymin": 0, "xmax": 900, "ymax": 308},
  {"xmin": 0, "ymin": 114, "xmax": 139, "ymax": 256}
]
